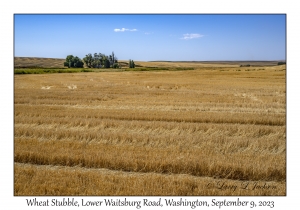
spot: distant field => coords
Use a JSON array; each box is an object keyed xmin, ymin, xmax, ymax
[
  {"xmin": 14, "ymin": 57, "xmax": 286, "ymax": 196},
  {"xmin": 14, "ymin": 57, "xmax": 282, "ymax": 69},
  {"xmin": 14, "ymin": 57, "xmax": 66, "ymax": 68}
]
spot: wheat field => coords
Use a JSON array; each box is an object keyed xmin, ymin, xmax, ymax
[
  {"xmin": 14, "ymin": 57, "xmax": 66, "ymax": 68},
  {"xmin": 14, "ymin": 60, "xmax": 286, "ymax": 195}
]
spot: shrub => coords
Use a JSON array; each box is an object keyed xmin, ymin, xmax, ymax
[
  {"xmin": 278, "ymin": 62, "xmax": 286, "ymax": 65},
  {"xmin": 129, "ymin": 59, "xmax": 135, "ymax": 68},
  {"xmin": 113, "ymin": 63, "xmax": 120, "ymax": 69}
]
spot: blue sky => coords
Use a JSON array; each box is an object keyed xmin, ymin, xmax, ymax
[{"xmin": 14, "ymin": 14, "xmax": 286, "ymax": 61}]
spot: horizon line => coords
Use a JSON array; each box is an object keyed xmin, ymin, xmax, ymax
[{"xmin": 14, "ymin": 56, "xmax": 286, "ymax": 62}]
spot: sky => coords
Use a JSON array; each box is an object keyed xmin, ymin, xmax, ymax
[{"xmin": 14, "ymin": 14, "xmax": 286, "ymax": 61}]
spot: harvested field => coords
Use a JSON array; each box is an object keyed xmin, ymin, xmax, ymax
[
  {"xmin": 14, "ymin": 57, "xmax": 66, "ymax": 68},
  {"xmin": 14, "ymin": 60, "xmax": 286, "ymax": 195}
]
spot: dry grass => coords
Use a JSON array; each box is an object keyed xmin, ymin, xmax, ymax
[
  {"xmin": 14, "ymin": 57, "xmax": 66, "ymax": 68},
  {"xmin": 15, "ymin": 163, "xmax": 285, "ymax": 196},
  {"xmin": 14, "ymin": 59, "xmax": 286, "ymax": 195}
]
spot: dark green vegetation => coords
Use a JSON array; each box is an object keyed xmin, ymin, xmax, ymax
[
  {"xmin": 14, "ymin": 57, "xmax": 197, "ymax": 74},
  {"xmin": 14, "ymin": 66, "xmax": 198, "ymax": 74},
  {"xmin": 278, "ymin": 61, "xmax": 286, "ymax": 65},
  {"xmin": 128, "ymin": 59, "xmax": 135, "ymax": 68},
  {"xmin": 14, "ymin": 68, "xmax": 93, "ymax": 74},
  {"xmin": 82, "ymin": 52, "xmax": 119, "ymax": 68},
  {"xmin": 14, "ymin": 57, "xmax": 284, "ymax": 75},
  {"xmin": 64, "ymin": 55, "xmax": 84, "ymax": 68},
  {"xmin": 125, "ymin": 67, "xmax": 195, "ymax": 71}
]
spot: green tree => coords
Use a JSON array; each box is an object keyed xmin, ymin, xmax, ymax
[
  {"xmin": 69, "ymin": 52, "xmax": 119, "ymax": 69},
  {"xmin": 129, "ymin": 59, "xmax": 135, "ymax": 68},
  {"xmin": 64, "ymin": 61, "xmax": 69, "ymax": 68},
  {"xmin": 92, "ymin": 53, "xmax": 102, "ymax": 68},
  {"xmin": 83, "ymin": 53, "xmax": 94, "ymax": 68},
  {"xmin": 64, "ymin": 55, "xmax": 74, "ymax": 68},
  {"xmin": 113, "ymin": 63, "xmax": 120, "ymax": 68},
  {"xmin": 64, "ymin": 55, "xmax": 83, "ymax": 68},
  {"xmin": 109, "ymin": 51, "xmax": 118, "ymax": 67},
  {"xmin": 73, "ymin": 56, "xmax": 84, "ymax": 68},
  {"xmin": 104, "ymin": 57, "xmax": 111, "ymax": 68}
]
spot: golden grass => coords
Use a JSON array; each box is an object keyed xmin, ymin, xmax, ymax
[
  {"xmin": 14, "ymin": 61, "xmax": 286, "ymax": 195},
  {"xmin": 15, "ymin": 163, "xmax": 285, "ymax": 196},
  {"xmin": 14, "ymin": 137, "xmax": 285, "ymax": 181},
  {"xmin": 14, "ymin": 57, "xmax": 66, "ymax": 68}
]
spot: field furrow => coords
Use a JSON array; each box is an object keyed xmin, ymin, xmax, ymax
[
  {"xmin": 15, "ymin": 163, "xmax": 285, "ymax": 196},
  {"xmin": 14, "ymin": 64, "xmax": 286, "ymax": 195}
]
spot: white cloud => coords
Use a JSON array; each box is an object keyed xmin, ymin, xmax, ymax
[
  {"xmin": 181, "ymin": 33, "xmax": 204, "ymax": 40},
  {"xmin": 114, "ymin": 28, "xmax": 127, "ymax": 32},
  {"xmin": 114, "ymin": 28, "xmax": 137, "ymax": 32}
]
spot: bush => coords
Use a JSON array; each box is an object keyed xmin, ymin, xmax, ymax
[
  {"xmin": 113, "ymin": 63, "xmax": 120, "ymax": 69},
  {"xmin": 65, "ymin": 55, "xmax": 84, "ymax": 68},
  {"xmin": 129, "ymin": 59, "xmax": 135, "ymax": 68},
  {"xmin": 278, "ymin": 62, "xmax": 286, "ymax": 65},
  {"xmin": 81, "ymin": 69, "xmax": 93, "ymax": 72},
  {"xmin": 64, "ymin": 62, "xmax": 70, "ymax": 68}
]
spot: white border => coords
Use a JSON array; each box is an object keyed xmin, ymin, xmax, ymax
[{"xmin": 1, "ymin": 1, "xmax": 297, "ymax": 209}]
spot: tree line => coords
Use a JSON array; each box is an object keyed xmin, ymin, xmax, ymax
[{"xmin": 64, "ymin": 52, "xmax": 135, "ymax": 69}]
